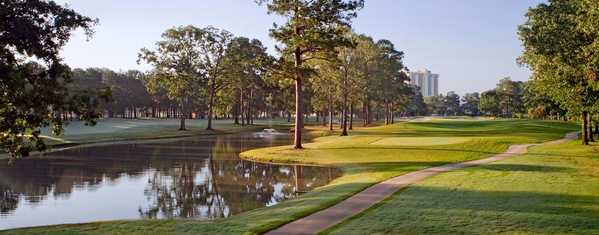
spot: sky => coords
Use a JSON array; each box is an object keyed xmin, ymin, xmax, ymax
[{"xmin": 54, "ymin": 0, "xmax": 544, "ymax": 95}]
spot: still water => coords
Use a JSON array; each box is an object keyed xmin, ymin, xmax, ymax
[{"xmin": 0, "ymin": 132, "xmax": 340, "ymax": 230}]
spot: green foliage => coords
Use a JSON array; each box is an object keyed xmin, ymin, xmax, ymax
[
  {"xmin": 138, "ymin": 25, "xmax": 203, "ymax": 119},
  {"xmin": 522, "ymin": 80, "xmax": 566, "ymax": 119},
  {"xmin": 478, "ymin": 77, "xmax": 526, "ymax": 118},
  {"xmin": 461, "ymin": 92, "xmax": 480, "ymax": 116},
  {"xmin": 0, "ymin": 0, "xmax": 108, "ymax": 159},
  {"xmin": 138, "ymin": 25, "xmax": 233, "ymax": 130},
  {"xmin": 424, "ymin": 93, "xmax": 460, "ymax": 116},
  {"xmin": 519, "ymin": 0, "xmax": 599, "ymax": 143},
  {"xmin": 258, "ymin": 0, "xmax": 364, "ymax": 147},
  {"xmin": 220, "ymin": 37, "xmax": 274, "ymax": 124},
  {"xmin": 479, "ymin": 90, "xmax": 500, "ymax": 116}
]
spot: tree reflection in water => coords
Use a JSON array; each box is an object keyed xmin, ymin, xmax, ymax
[
  {"xmin": 139, "ymin": 134, "xmax": 339, "ymax": 219},
  {"xmin": 0, "ymin": 132, "xmax": 340, "ymax": 228}
]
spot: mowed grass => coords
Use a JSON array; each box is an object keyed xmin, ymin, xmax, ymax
[
  {"xmin": 326, "ymin": 138, "xmax": 599, "ymax": 235},
  {"xmin": 1, "ymin": 119, "xmax": 578, "ymax": 235},
  {"xmin": 40, "ymin": 118, "xmax": 284, "ymax": 143},
  {"xmin": 370, "ymin": 136, "xmax": 472, "ymax": 146},
  {"xmin": 0, "ymin": 118, "xmax": 285, "ymax": 159}
]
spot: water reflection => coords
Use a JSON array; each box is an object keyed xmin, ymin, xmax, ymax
[{"xmin": 0, "ymin": 132, "xmax": 340, "ymax": 230}]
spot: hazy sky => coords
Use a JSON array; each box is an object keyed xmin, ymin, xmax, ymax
[{"xmin": 55, "ymin": 0, "xmax": 544, "ymax": 95}]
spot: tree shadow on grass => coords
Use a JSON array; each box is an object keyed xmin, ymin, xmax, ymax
[
  {"xmin": 478, "ymin": 164, "xmax": 572, "ymax": 172},
  {"xmin": 341, "ymin": 161, "xmax": 455, "ymax": 174},
  {"xmin": 330, "ymin": 185, "xmax": 599, "ymax": 235},
  {"xmin": 317, "ymin": 146, "xmax": 503, "ymax": 155}
]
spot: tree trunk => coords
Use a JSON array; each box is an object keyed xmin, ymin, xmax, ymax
[
  {"xmin": 341, "ymin": 103, "xmax": 348, "ymax": 136},
  {"xmin": 341, "ymin": 74, "xmax": 348, "ymax": 136},
  {"xmin": 582, "ymin": 111, "xmax": 589, "ymax": 145},
  {"xmin": 293, "ymin": 46, "xmax": 303, "ymax": 149},
  {"xmin": 384, "ymin": 101, "xmax": 389, "ymax": 125},
  {"xmin": 362, "ymin": 102, "xmax": 367, "ymax": 126},
  {"xmin": 294, "ymin": 76, "xmax": 303, "ymax": 148},
  {"xmin": 179, "ymin": 105, "xmax": 186, "ymax": 131},
  {"xmin": 366, "ymin": 100, "xmax": 371, "ymax": 126},
  {"xmin": 207, "ymin": 79, "xmax": 216, "ymax": 130},
  {"xmin": 249, "ymin": 88, "xmax": 253, "ymax": 125},
  {"xmin": 180, "ymin": 117, "xmax": 186, "ymax": 131},
  {"xmin": 234, "ymin": 91, "xmax": 240, "ymax": 125},
  {"xmin": 390, "ymin": 103, "xmax": 394, "ymax": 124},
  {"xmin": 349, "ymin": 104, "xmax": 354, "ymax": 130},
  {"xmin": 589, "ymin": 114, "xmax": 595, "ymax": 142},
  {"xmin": 595, "ymin": 121, "xmax": 599, "ymax": 134}
]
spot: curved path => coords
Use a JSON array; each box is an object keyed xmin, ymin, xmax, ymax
[{"xmin": 267, "ymin": 132, "xmax": 579, "ymax": 235}]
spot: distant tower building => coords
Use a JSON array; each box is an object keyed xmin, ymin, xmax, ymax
[{"xmin": 409, "ymin": 69, "xmax": 439, "ymax": 97}]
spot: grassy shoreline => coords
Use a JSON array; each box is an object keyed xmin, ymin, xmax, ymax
[
  {"xmin": 0, "ymin": 118, "xmax": 287, "ymax": 160},
  {"xmin": 1, "ymin": 119, "xmax": 579, "ymax": 234}
]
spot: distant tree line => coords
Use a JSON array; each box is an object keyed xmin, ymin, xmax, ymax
[
  {"xmin": 422, "ymin": 77, "xmax": 567, "ymax": 120},
  {"xmin": 67, "ymin": 30, "xmax": 427, "ymax": 133},
  {"xmin": 4, "ymin": 0, "xmax": 598, "ymax": 158}
]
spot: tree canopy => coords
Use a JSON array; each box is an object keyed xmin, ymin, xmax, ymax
[
  {"xmin": 1, "ymin": 0, "xmax": 108, "ymax": 158},
  {"xmin": 519, "ymin": 0, "xmax": 599, "ymax": 144}
]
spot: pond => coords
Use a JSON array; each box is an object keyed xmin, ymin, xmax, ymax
[{"xmin": 0, "ymin": 131, "xmax": 340, "ymax": 230}]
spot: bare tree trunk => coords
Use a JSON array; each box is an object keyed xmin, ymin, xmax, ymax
[
  {"xmin": 362, "ymin": 102, "xmax": 367, "ymax": 126},
  {"xmin": 241, "ymin": 89, "xmax": 245, "ymax": 126},
  {"xmin": 207, "ymin": 79, "xmax": 216, "ymax": 130},
  {"xmin": 589, "ymin": 114, "xmax": 595, "ymax": 142},
  {"xmin": 179, "ymin": 104, "xmax": 186, "ymax": 131},
  {"xmin": 341, "ymin": 103, "xmax": 348, "ymax": 136},
  {"xmin": 582, "ymin": 111, "xmax": 589, "ymax": 145},
  {"xmin": 249, "ymin": 88, "xmax": 254, "ymax": 125},
  {"xmin": 180, "ymin": 117, "xmax": 186, "ymax": 131},
  {"xmin": 366, "ymin": 100, "xmax": 371, "ymax": 126},
  {"xmin": 349, "ymin": 104, "xmax": 354, "ymax": 130},
  {"xmin": 390, "ymin": 102, "xmax": 394, "ymax": 124},
  {"xmin": 329, "ymin": 109, "xmax": 334, "ymax": 131},
  {"xmin": 293, "ymin": 47, "xmax": 303, "ymax": 149},
  {"xmin": 234, "ymin": 90, "xmax": 240, "ymax": 125},
  {"xmin": 341, "ymin": 74, "xmax": 348, "ymax": 136},
  {"xmin": 384, "ymin": 101, "xmax": 389, "ymax": 125}
]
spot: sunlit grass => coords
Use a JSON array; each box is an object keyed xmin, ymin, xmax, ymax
[
  {"xmin": 326, "ymin": 139, "xmax": 599, "ymax": 235},
  {"xmin": 1, "ymin": 119, "xmax": 579, "ymax": 235}
]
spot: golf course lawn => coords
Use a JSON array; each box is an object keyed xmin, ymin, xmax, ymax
[
  {"xmin": 1, "ymin": 119, "xmax": 580, "ymax": 235},
  {"xmin": 0, "ymin": 118, "xmax": 279, "ymax": 160},
  {"xmin": 325, "ymin": 137, "xmax": 599, "ymax": 234}
]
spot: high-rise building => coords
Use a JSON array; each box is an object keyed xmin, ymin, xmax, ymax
[{"xmin": 409, "ymin": 69, "xmax": 439, "ymax": 97}]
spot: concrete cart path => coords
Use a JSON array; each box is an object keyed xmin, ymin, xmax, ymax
[{"xmin": 266, "ymin": 132, "xmax": 579, "ymax": 235}]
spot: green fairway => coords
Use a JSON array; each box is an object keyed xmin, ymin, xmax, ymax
[
  {"xmin": 370, "ymin": 136, "xmax": 472, "ymax": 146},
  {"xmin": 325, "ymin": 138, "xmax": 598, "ymax": 234},
  {"xmin": 1, "ymin": 119, "xmax": 579, "ymax": 235}
]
